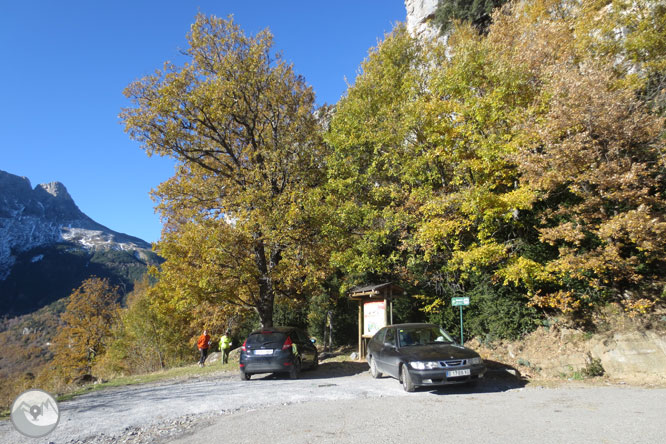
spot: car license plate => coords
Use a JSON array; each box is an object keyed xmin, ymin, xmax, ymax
[
  {"xmin": 447, "ymin": 369, "xmax": 471, "ymax": 377},
  {"xmin": 254, "ymin": 349, "xmax": 273, "ymax": 355}
]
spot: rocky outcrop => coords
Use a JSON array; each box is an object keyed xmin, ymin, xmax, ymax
[
  {"xmin": 405, "ymin": 0, "xmax": 440, "ymax": 40},
  {"xmin": 0, "ymin": 170, "xmax": 150, "ymax": 280},
  {"xmin": 473, "ymin": 326, "xmax": 666, "ymax": 383},
  {"xmin": 589, "ymin": 331, "xmax": 666, "ymax": 381}
]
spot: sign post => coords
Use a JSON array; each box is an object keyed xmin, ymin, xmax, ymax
[{"xmin": 451, "ymin": 297, "xmax": 470, "ymax": 344}]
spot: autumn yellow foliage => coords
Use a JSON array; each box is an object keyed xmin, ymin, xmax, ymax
[{"xmin": 326, "ymin": 0, "xmax": 665, "ymax": 328}]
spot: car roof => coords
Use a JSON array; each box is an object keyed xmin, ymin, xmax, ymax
[
  {"xmin": 387, "ymin": 323, "xmax": 439, "ymax": 329},
  {"xmin": 249, "ymin": 326, "xmax": 299, "ymax": 335}
]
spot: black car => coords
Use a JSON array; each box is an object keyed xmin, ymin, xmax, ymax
[
  {"xmin": 239, "ymin": 326, "xmax": 318, "ymax": 380},
  {"xmin": 367, "ymin": 323, "xmax": 486, "ymax": 392}
]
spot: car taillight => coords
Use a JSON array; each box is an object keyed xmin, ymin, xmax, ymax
[
  {"xmin": 241, "ymin": 339, "xmax": 247, "ymax": 352},
  {"xmin": 282, "ymin": 336, "xmax": 293, "ymax": 351}
]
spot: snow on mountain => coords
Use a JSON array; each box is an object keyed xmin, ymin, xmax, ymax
[{"xmin": 0, "ymin": 170, "xmax": 151, "ymax": 280}]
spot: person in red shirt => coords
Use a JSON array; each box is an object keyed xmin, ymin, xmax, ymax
[{"xmin": 197, "ymin": 329, "xmax": 211, "ymax": 367}]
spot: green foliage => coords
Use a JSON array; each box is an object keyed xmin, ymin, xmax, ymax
[
  {"xmin": 0, "ymin": 243, "xmax": 158, "ymax": 317},
  {"xmin": 96, "ymin": 274, "xmax": 262, "ymax": 377},
  {"xmin": 326, "ymin": 21, "xmax": 543, "ymax": 338},
  {"xmin": 418, "ymin": 274, "xmax": 540, "ymax": 341},
  {"xmin": 391, "ymin": 285, "xmax": 427, "ymax": 325},
  {"xmin": 273, "ymin": 298, "xmax": 309, "ymax": 330},
  {"xmin": 461, "ymin": 277, "xmax": 540, "ymax": 341},
  {"xmin": 434, "ymin": 0, "xmax": 509, "ymax": 34},
  {"xmin": 305, "ymin": 274, "xmax": 372, "ymax": 346},
  {"xmin": 96, "ymin": 279, "xmax": 176, "ymax": 376},
  {"xmin": 306, "ymin": 289, "xmax": 331, "ymax": 343},
  {"xmin": 326, "ymin": 0, "xmax": 665, "ymax": 338},
  {"xmin": 582, "ymin": 354, "xmax": 605, "ymax": 378},
  {"xmin": 325, "ymin": 25, "xmax": 425, "ymax": 281}
]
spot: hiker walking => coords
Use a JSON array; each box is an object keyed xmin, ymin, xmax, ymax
[
  {"xmin": 197, "ymin": 329, "xmax": 211, "ymax": 367},
  {"xmin": 220, "ymin": 329, "xmax": 232, "ymax": 364}
]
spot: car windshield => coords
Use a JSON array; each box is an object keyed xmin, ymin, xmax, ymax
[{"xmin": 397, "ymin": 326, "xmax": 454, "ymax": 347}]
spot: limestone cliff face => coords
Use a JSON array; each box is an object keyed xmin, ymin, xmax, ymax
[{"xmin": 405, "ymin": 0, "xmax": 440, "ymax": 40}]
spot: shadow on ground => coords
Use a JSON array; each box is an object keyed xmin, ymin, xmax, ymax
[
  {"xmin": 245, "ymin": 358, "xmax": 527, "ymax": 395},
  {"xmin": 424, "ymin": 359, "xmax": 526, "ymax": 395},
  {"xmin": 249, "ymin": 361, "xmax": 369, "ymax": 381}
]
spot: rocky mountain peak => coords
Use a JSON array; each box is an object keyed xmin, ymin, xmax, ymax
[
  {"xmin": 0, "ymin": 169, "xmax": 150, "ymax": 281},
  {"xmin": 33, "ymin": 180, "xmax": 85, "ymax": 222},
  {"xmin": 0, "ymin": 170, "xmax": 33, "ymax": 202},
  {"xmin": 36, "ymin": 181, "xmax": 73, "ymax": 201}
]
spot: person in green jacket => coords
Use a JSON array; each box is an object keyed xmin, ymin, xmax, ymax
[{"xmin": 220, "ymin": 329, "xmax": 232, "ymax": 364}]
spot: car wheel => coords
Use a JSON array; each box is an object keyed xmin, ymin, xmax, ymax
[
  {"xmin": 290, "ymin": 358, "xmax": 301, "ymax": 379},
  {"xmin": 240, "ymin": 370, "xmax": 251, "ymax": 380},
  {"xmin": 401, "ymin": 365, "xmax": 416, "ymax": 392},
  {"xmin": 369, "ymin": 356, "xmax": 382, "ymax": 379}
]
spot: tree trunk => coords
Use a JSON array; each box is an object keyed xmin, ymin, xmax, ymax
[
  {"xmin": 253, "ymin": 236, "xmax": 276, "ymax": 328},
  {"xmin": 256, "ymin": 290, "xmax": 274, "ymax": 328}
]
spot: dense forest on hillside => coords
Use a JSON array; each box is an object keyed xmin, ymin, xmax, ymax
[
  {"xmin": 0, "ymin": 243, "xmax": 161, "ymax": 317},
  {"xmin": 2, "ymin": 0, "xmax": 664, "ymax": 410}
]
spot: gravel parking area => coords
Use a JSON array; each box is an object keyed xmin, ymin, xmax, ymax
[{"xmin": 0, "ymin": 361, "xmax": 663, "ymax": 444}]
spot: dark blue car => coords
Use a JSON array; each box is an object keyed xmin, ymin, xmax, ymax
[
  {"xmin": 239, "ymin": 326, "xmax": 318, "ymax": 380},
  {"xmin": 367, "ymin": 323, "xmax": 486, "ymax": 392}
]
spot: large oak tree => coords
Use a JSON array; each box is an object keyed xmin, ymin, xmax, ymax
[{"xmin": 121, "ymin": 14, "xmax": 328, "ymax": 327}]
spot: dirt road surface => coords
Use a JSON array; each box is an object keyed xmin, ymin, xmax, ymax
[{"xmin": 1, "ymin": 361, "xmax": 663, "ymax": 444}]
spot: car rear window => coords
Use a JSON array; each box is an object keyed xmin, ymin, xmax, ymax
[{"xmin": 246, "ymin": 332, "xmax": 287, "ymax": 347}]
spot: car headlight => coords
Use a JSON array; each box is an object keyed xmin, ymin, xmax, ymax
[
  {"xmin": 409, "ymin": 361, "xmax": 439, "ymax": 370},
  {"xmin": 468, "ymin": 357, "xmax": 483, "ymax": 365}
]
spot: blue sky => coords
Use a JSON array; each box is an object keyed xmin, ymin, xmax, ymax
[{"xmin": 1, "ymin": 1, "xmax": 406, "ymax": 243}]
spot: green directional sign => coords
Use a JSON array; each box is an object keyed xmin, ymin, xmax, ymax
[{"xmin": 451, "ymin": 297, "xmax": 470, "ymax": 344}]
